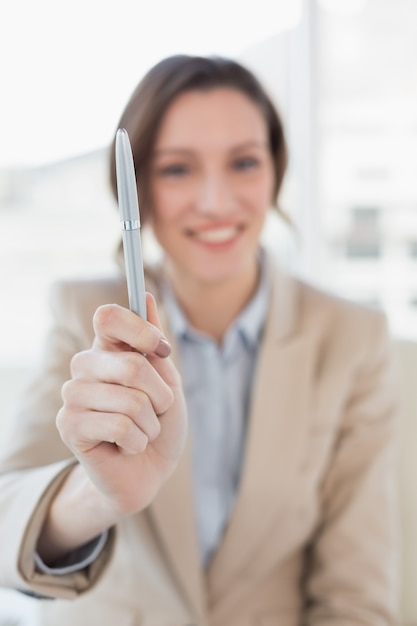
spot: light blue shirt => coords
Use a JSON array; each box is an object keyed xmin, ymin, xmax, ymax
[{"xmin": 161, "ymin": 253, "xmax": 270, "ymax": 565}]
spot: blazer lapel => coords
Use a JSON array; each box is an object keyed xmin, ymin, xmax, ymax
[
  {"xmin": 146, "ymin": 308, "xmax": 208, "ymax": 624},
  {"xmin": 206, "ymin": 263, "xmax": 316, "ymax": 612}
]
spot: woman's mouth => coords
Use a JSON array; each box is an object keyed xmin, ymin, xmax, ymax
[{"xmin": 187, "ymin": 225, "xmax": 243, "ymax": 244}]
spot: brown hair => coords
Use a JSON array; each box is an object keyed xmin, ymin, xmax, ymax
[{"xmin": 109, "ymin": 54, "xmax": 288, "ymax": 225}]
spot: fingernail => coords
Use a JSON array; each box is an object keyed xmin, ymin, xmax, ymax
[{"xmin": 156, "ymin": 338, "xmax": 171, "ymax": 358}]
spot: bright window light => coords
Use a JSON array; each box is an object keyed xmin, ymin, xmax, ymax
[
  {"xmin": 0, "ymin": 0, "xmax": 302, "ymax": 168},
  {"xmin": 318, "ymin": 0, "xmax": 368, "ymax": 14}
]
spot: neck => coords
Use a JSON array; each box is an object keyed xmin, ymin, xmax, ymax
[{"xmin": 166, "ymin": 259, "xmax": 260, "ymax": 343}]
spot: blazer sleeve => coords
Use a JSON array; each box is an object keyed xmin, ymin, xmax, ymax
[
  {"xmin": 304, "ymin": 313, "xmax": 401, "ymax": 626},
  {"xmin": 0, "ymin": 281, "xmax": 116, "ymax": 598}
]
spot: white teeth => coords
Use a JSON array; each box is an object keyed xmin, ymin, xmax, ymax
[{"xmin": 196, "ymin": 227, "xmax": 238, "ymax": 243}]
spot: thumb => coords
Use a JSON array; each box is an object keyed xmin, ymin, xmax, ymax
[
  {"xmin": 145, "ymin": 292, "xmax": 166, "ymax": 336},
  {"xmin": 145, "ymin": 293, "xmax": 180, "ymax": 388},
  {"xmin": 145, "ymin": 293, "xmax": 174, "ymax": 361}
]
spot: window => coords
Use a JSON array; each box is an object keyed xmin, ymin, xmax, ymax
[
  {"xmin": 316, "ymin": 0, "xmax": 417, "ymax": 340},
  {"xmin": 345, "ymin": 207, "xmax": 381, "ymax": 258},
  {"xmin": 408, "ymin": 241, "xmax": 417, "ymax": 259}
]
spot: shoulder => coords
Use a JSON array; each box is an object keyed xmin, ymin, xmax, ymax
[
  {"xmin": 294, "ymin": 277, "xmax": 391, "ymax": 368},
  {"xmin": 49, "ymin": 273, "xmax": 128, "ymax": 316},
  {"xmin": 49, "ymin": 262, "xmax": 166, "ymax": 310},
  {"xmin": 47, "ymin": 273, "xmax": 129, "ymax": 346},
  {"xmin": 267, "ymin": 255, "xmax": 390, "ymax": 369},
  {"xmin": 47, "ymin": 265, "xmax": 166, "ymax": 342},
  {"xmin": 297, "ymin": 278, "xmax": 385, "ymax": 329}
]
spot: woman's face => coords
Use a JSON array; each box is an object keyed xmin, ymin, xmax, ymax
[{"xmin": 149, "ymin": 87, "xmax": 275, "ymax": 285}]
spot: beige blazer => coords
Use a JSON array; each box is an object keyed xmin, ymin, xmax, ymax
[{"xmin": 0, "ymin": 255, "xmax": 400, "ymax": 626}]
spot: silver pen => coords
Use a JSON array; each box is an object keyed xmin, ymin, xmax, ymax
[{"xmin": 115, "ymin": 128, "xmax": 147, "ymax": 319}]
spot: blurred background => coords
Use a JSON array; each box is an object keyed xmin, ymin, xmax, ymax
[{"xmin": 1, "ymin": 0, "xmax": 416, "ymax": 623}]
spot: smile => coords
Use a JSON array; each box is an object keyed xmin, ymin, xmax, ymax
[{"xmin": 189, "ymin": 225, "xmax": 243, "ymax": 244}]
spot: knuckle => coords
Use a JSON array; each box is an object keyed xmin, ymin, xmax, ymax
[
  {"xmin": 122, "ymin": 352, "xmax": 145, "ymax": 385},
  {"xmin": 93, "ymin": 303, "xmax": 119, "ymax": 332},
  {"xmin": 70, "ymin": 350, "xmax": 87, "ymax": 376},
  {"xmin": 56, "ymin": 406, "xmax": 73, "ymax": 442},
  {"xmin": 128, "ymin": 388, "xmax": 148, "ymax": 416},
  {"xmin": 135, "ymin": 431, "xmax": 149, "ymax": 453},
  {"xmin": 61, "ymin": 378, "xmax": 85, "ymax": 411},
  {"xmin": 124, "ymin": 390, "xmax": 160, "ymax": 442},
  {"xmin": 114, "ymin": 414, "xmax": 148, "ymax": 453},
  {"xmin": 114, "ymin": 413, "xmax": 131, "ymax": 442},
  {"xmin": 60, "ymin": 379, "xmax": 74, "ymax": 403},
  {"xmin": 157, "ymin": 385, "xmax": 175, "ymax": 415}
]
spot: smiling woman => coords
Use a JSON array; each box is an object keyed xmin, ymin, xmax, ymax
[
  {"xmin": 149, "ymin": 88, "xmax": 276, "ymax": 322},
  {"xmin": 0, "ymin": 54, "xmax": 400, "ymax": 626}
]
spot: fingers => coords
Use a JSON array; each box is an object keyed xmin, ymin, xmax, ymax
[
  {"xmin": 70, "ymin": 350, "xmax": 174, "ymax": 416},
  {"xmin": 57, "ymin": 408, "xmax": 151, "ymax": 457},
  {"xmin": 91, "ymin": 295, "xmax": 181, "ymax": 389},
  {"xmin": 92, "ymin": 296, "xmax": 171, "ymax": 357},
  {"xmin": 58, "ymin": 293, "xmax": 181, "ymax": 459},
  {"xmin": 58, "ymin": 373, "xmax": 167, "ymax": 455},
  {"xmin": 63, "ymin": 376, "xmax": 161, "ymax": 432}
]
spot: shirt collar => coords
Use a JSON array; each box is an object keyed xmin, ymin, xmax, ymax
[{"xmin": 161, "ymin": 248, "xmax": 270, "ymax": 350}]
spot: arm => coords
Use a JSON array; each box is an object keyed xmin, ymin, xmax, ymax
[
  {"xmin": 0, "ymin": 281, "xmax": 89, "ymax": 597},
  {"xmin": 304, "ymin": 314, "xmax": 401, "ymax": 626},
  {"xmin": 37, "ymin": 295, "xmax": 186, "ymax": 563},
  {"xmin": 0, "ymin": 285, "xmax": 187, "ymax": 598}
]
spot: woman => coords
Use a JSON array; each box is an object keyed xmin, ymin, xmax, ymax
[{"xmin": 0, "ymin": 55, "xmax": 399, "ymax": 625}]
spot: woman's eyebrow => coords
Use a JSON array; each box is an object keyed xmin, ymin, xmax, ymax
[
  {"xmin": 152, "ymin": 148, "xmax": 194, "ymax": 158},
  {"xmin": 229, "ymin": 140, "xmax": 269, "ymax": 153},
  {"xmin": 152, "ymin": 140, "xmax": 268, "ymax": 159}
]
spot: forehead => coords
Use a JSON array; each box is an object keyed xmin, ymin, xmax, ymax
[{"xmin": 154, "ymin": 87, "xmax": 269, "ymax": 149}]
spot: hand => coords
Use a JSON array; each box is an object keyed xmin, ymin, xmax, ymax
[{"xmin": 56, "ymin": 293, "xmax": 187, "ymax": 518}]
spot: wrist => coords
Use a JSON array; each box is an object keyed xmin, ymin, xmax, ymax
[{"xmin": 37, "ymin": 464, "xmax": 120, "ymax": 563}]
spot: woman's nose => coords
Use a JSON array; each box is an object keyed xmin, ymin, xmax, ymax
[{"xmin": 195, "ymin": 173, "xmax": 235, "ymax": 216}]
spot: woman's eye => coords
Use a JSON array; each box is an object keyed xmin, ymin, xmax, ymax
[
  {"xmin": 233, "ymin": 156, "xmax": 259, "ymax": 171},
  {"xmin": 158, "ymin": 163, "xmax": 189, "ymax": 177}
]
